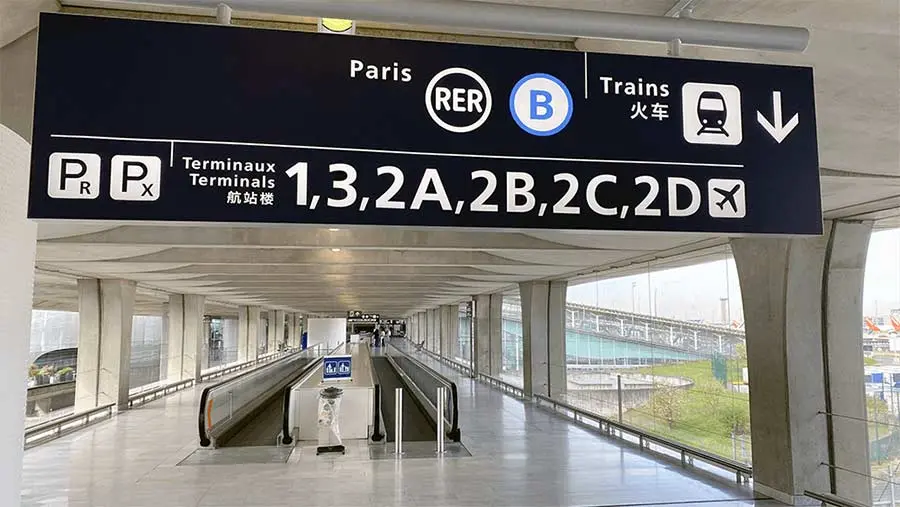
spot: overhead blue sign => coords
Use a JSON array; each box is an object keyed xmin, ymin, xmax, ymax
[
  {"xmin": 323, "ymin": 355, "xmax": 352, "ymax": 381},
  {"xmin": 27, "ymin": 13, "xmax": 821, "ymax": 235}
]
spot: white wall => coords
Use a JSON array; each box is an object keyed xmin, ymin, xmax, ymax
[{"xmin": 307, "ymin": 318, "xmax": 347, "ymax": 351}]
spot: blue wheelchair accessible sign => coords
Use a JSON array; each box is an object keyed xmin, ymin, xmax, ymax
[
  {"xmin": 509, "ymin": 73, "xmax": 574, "ymax": 136},
  {"xmin": 323, "ymin": 355, "xmax": 352, "ymax": 381}
]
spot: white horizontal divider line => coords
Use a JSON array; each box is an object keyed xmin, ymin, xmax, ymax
[{"xmin": 50, "ymin": 133, "xmax": 744, "ymax": 169}]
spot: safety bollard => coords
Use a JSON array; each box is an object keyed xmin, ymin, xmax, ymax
[
  {"xmin": 394, "ymin": 388, "xmax": 403, "ymax": 455},
  {"xmin": 437, "ymin": 387, "xmax": 446, "ymax": 455}
]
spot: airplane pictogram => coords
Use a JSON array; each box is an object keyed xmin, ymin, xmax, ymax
[{"xmin": 714, "ymin": 183, "xmax": 742, "ymax": 212}]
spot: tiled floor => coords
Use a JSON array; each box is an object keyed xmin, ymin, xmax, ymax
[{"xmin": 21, "ymin": 353, "xmax": 778, "ymax": 507}]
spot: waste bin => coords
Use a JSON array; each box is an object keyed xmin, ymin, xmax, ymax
[{"xmin": 316, "ymin": 386, "xmax": 345, "ymax": 455}]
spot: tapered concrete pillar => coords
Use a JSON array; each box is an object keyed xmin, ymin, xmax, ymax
[
  {"xmin": 440, "ymin": 305, "xmax": 454, "ymax": 358},
  {"xmin": 429, "ymin": 308, "xmax": 440, "ymax": 352},
  {"xmin": 489, "ymin": 294, "xmax": 503, "ymax": 375},
  {"xmin": 237, "ymin": 306, "xmax": 250, "ymax": 362},
  {"xmin": 474, "ymin": 295, "xmax": 491, "ymax": 376},
  {"xmin": 75, "ymin": 279, "xmax": 136, "ymax": 412},
  {"xmin": 200, "ymin": 316, "xmax": 211, "ymax": 371},
  {"xmin": 417, "ymin": 312, "xmax": 426, "ymax": 346},
  {"xmin": 518, "ymin": 280, "xmax": 567, "ymax": 398},
  {"xmin": 247, "ymin": 306, "xmax": 261, "ymax": 360},
  {"xmin": 475, "ymin": 294, "xmax": 504, "ymax": 377},
  {"xmin": 286, "ymin": 313, "xmax": 296, "ymax": 349},
  {"xmin": 166, "ymin": 294, "xmax": 205, "ymax": 382},
  {"xmin": 273, "ymin": 310, "xmax": 285, "ymax": 350},
  {"xmin": 731, "ymin": 220, "xmax": 872, "ymax": 505},
  {"xmin": 0, "ymin": 124, "xmax": 38, "ymax": 507}
]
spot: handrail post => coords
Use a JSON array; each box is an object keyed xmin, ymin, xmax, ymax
[
  {"xmin": 437, "ymin": 387, "xmax": 446, "ymax": 455},
  {"xmin": 394, "ymin": 387, "xmax": 403, "ymax": 456},
  {"xmin": 617, "ymin": 374, "xmax": 623, "ymax": 423}
]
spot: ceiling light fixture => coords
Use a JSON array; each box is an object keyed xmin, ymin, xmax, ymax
[
  {"xmin": 331, "ymin": 248, "xmax": 342, "ymax": 252},
  {"xmin": 328, "ymin": 228, "xmax": 341, "ymax": 232}
]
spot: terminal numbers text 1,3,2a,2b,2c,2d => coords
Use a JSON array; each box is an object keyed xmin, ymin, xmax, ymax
[{"xmin": 284, "ymin": 161, "xmax": 747, "ymax": 222}]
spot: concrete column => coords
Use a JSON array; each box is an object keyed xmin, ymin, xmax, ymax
[
  {"xmin": 417, "ymin": 312, "xmax": 426, "ymax": 346},
  {"xmin": 824, "ymin": 222, "xmax": 873, "ymax": 502},
  {"xmin": 548, "ymin": 281, "xmax": 568, "ymax": 398},
  {"xmin": 200, "ymin": 316, "xmax": 211, "ymax": 371},
  {"xmin": 489, "ymin": 293, "xmax": 503, "ymax": 376},
  {"xmin": 440, "ymin": 305, "xmax": 452, "ymax": 358},
  {"xmin": 273, "ymin": 310, "xmax": 285, "ymax": 350},
  {"xmin": 248, "ymin": 306, "xmax": 261, "ymax": 359},
  {"xmin": 0, "ymin": 124, "xmax": 38, "ymax": 507},
  {"xmin": 75, "ymin": 279, "xmax": 136, "ymax": 412},
  {"xmin": 429, "ymin": 308, "xmax": 440, "ymax": 352},
  {"xmin": 474, "ymin": 295, "xmax": 490, "ymax": 376},
  {"xmin": 286, "ymin": 313, "xmax": 296, "ymax": 349},
  {"xmin": 159, "ymin": 302, "xmax": 169, "ymax": 379},
  {"xmin": 182, "ymin": 295, "xmax": 205, "ymax": 381},
  {"xmin": 731, "ymin": 220, "xmax": 872, "ymax": 505},
  {"xmin": 518, "ymin": 280, "xmax": 567, "ymax": 398},
  {"xmin": 166, "ymin": 294, "xmax": 205, "ymax": 381},
  {"xmin": 237, "ymin": 306, "xmax": 250, "ymax": 362},
  {"xmin": 166, "ymin": 295, "xmax": 185, "ymax": 379}
]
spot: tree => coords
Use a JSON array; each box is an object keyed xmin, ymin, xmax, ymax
[
  {"xmin": 867, "ymin": 395, "xmax": 891, "ymax": 424},
  {"xmin": 735, "ymin": 342, "xmax": 748, "ymax": 365},
  {"xmin": 649, "ymin": 386, "xmax": 686, "ymax": 429},
  {"xmin": 718, "ymin": 403, "xmax": 750, "ymax": 436},
  {"xmin": 694, "ymin": 378, "xmax": 727, "ymax": 412}
]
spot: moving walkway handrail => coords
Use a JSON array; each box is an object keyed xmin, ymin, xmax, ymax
[
  {"xmin": 198, "ymin": 349, "xmax": 314, "ymax": 446},
  {"xmin": 388, "ymin": 342, "xmax": 460, "ymax": 441}
]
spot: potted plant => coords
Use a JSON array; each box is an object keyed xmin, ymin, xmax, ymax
[
  {"xmin": 57, "ymin": 367, "xmax": 74, "ymax": 382},
  {"xmin": 39, "ymin": 365, "xmax": 55, "ymax": 385}
]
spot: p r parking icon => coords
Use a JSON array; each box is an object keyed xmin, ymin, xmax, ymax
[{"xmin": 48, "ymin": 152, "xmax": 101, "ymax": 199}]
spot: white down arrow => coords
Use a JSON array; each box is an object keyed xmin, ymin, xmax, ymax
[{"xmin": 756, "ymin": 91, "xmax": 799, "ymax": 143}]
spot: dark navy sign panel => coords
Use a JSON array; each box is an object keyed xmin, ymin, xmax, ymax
[
  {"xmin": 28, "ymin": 13, "xmax": 822, "ymax": 235},
  {"xmin": 323, "ymin": 355, "xmax": 352, "ymax": 381}
]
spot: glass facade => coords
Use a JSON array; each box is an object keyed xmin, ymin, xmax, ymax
[
  {"xmin": 862, "ymin": 228, "xmax": 900, "ymax": 503},
  {"xmin": 559, "ymin": 250, "xmax": 750, "ymax": 464}
]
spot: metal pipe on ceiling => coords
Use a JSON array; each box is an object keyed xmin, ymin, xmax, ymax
[{"xmin": 190, "ymin": 0, "xmax": 809, "ymax": 52}]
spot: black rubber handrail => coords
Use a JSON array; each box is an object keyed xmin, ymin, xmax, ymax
[
  {"xmin": 198, "ymin": 351, "xmax": 302, "ymax": 447},
  {"xmin": 371, "ymin": 384, "xmax": 385, "ymax": 441},
  {"xmin": 389, "ymin": 343, "xmax": 460, "ymax": 442}
]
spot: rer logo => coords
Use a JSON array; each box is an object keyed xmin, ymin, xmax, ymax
[
  {"xmin": 46, "ymin": 153, "xmax": 161, "ymax": 201},
  {"xmin": 509, "ymin": 73, "xmax": 573, "ymax": 136},
  {"xmin": 425, "ymin": 67, "xmax": 493, "ymax": 133}
]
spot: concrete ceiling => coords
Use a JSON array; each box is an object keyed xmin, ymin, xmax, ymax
[{"xmin": 12, "ymin": 0, "xmax": 900, "ymax": 316}]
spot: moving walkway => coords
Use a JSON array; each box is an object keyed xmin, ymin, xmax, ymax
[{"xmin": 197, "ymin": 339, "xmax": 459, "ymax": 450}]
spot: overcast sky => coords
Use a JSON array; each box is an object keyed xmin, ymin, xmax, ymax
[{"xmin": 566, "ymin": 228, "xmax": 900, "ymax": 322}]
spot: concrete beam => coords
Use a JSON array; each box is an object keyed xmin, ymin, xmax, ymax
[{"xmin": 43, "ymin": 225, "xmax": 588, "ymax": 250}]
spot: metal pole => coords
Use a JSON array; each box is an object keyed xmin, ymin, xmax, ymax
[
  {"xmin": 617, "ymin": 375, "xmax": 623, "ymax": 423},
  {"xmin": 890, "ymin": 466, "xmax": 896, "ymax": 507},
  {"xmin": 394, "ymin": 388, "xmax": 403, "ymax": 455},
  {"xmin": 437, "ymin": 387, "xmax": 446, "ymax": 454}
]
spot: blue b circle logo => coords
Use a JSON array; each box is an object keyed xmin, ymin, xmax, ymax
[{"xmin": 509, "ymin": 73, "xmax": 573, "ymax": 136}]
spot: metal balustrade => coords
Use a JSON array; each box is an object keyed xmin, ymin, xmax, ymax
[
  {"xmin": 24, "ymin": 348, "xmax": 302, "ymax": 449},
  {"xmin": 24, "ymin": 403, "xmax": 115, "ymax": 449}
]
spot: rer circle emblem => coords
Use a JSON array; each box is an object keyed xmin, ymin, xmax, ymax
[
  {"xmin": 425, "ymin": 67, "xmax": 493, "ymax": 133},
  {"xmin": 509, "ymin": 73, "xmax": 573, "ymax": 136}
]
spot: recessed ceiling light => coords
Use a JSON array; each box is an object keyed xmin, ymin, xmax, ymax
[
  {"xmin": 328, "ymin": 228, "xmax": 341, "ymax": 232},
  {"xmin": 331, "ymin": 248, "xmax": 341, "ymax": 252}
]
